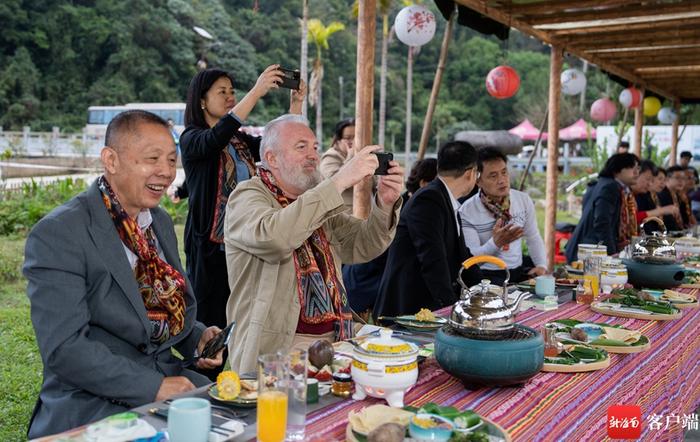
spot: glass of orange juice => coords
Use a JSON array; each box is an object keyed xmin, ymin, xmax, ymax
[{"xmin": 257, "ymin": 353, "xmax": 289, "ymax": 442}]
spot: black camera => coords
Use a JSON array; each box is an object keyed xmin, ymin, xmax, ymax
[
  {"xmin": 278, "ymin": 67, "xmax": 301, "ymax": 90},
  {"xmin": 374, "ymin": 152, "xmax": 394, "ymax": 175}
]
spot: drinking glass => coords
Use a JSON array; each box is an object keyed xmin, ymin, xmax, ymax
[
  {"xmin": 583, "ymin": 256, "xmax": 602, "ymax": 300},
  {"xmin": 257, "ymin": 353, "xmax": 289, "ymax": 442},
  {"xmin": 282, "ymin": 349, "xmax": 308, "ymax": 441}
]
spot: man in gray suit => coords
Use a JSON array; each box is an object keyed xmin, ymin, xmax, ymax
[{"xmin": 23, "ymin": 110, "xmax": 223, "ymax": 438}]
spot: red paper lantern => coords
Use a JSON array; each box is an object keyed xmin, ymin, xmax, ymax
[
  {"xmin": 619, "ymin": 87, "xmax": 642, "ymax": 109},
  {"xmin": 486, "ymin": 66, "xmax": 520, "ymax": 99},
  {"xmin": 590, "ymin": 98, "xmax": 617, "ymax": 122}
]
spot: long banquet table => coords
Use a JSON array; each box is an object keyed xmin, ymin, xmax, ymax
[
  {"xmin": 302, "ymin": 300, "xmax": 700, "ymax": 442},
  {"xmin": 35, "ymin": 298, "xmax": 700, "ymax": 442}
]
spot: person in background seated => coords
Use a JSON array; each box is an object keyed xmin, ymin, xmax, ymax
[
  {"xmin": 373, "ymin": 141, "xmax": 483, "ymax": 319},
  {"xmin": 320, "ymin": 118, "xmax": 356, "ymax": 211},
  {"xmin": 343, "ymin": 158, "xmax": 438, "ymax": 319},
  {"xmin": 459, "ymin": 148, "xmax": 547, "ymax": 285},
  {"xmin": 565, "ymin": 153, "xmax": 640, "ymax": 263},
  {"xmin": 633, "ymin": 160, "xmax": 679, "ymax": 232},
  {"xmin": 616, "ymin": 140, "xmax": 630, "ymax": 155},
  {"xmin": 23, "ymin": 111, "xmax": 223, "ymax": 439},
  {"xmin": 224, "ymin": 115, "xmax": 403, "ymax": 373},
  {"xmin": 679, "ymin": 151, "xmax": 699, "ymax": 186},
  {"xmin": 658, "ymin": 165, "xmax": 693, "ymax": 231}
]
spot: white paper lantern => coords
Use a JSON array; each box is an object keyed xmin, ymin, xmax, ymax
[
  {"xmin": 561, "ymin": 68, "xmax": 587, "ymax": 96},
  {"xmin": 394, "ymin": 5, "xmax": 436, "ymax": 47},
  {"xmin": 658, "ymin": 107, "xmax": 678, "ymax": 124},
  {"xmin": 619, "ymin": 87, "xmax": 642, "ymax": 109}
]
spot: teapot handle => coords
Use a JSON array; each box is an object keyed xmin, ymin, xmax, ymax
[
  {"xmin": 640, "ymin": 216, "xmax": 667, "ymax": 234},
  {"xmin": 462, "ymin": 255, "xmax": 507, "ymax": 270}
]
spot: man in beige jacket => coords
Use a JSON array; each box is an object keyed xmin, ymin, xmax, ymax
[{"xmin": 224, "ymin": 114, "xmax": 403, "ymax": 373}]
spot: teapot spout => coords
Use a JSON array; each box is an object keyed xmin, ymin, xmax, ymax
[{"xmin": 506, "ymin": 290, "xmax": 530, "ymax": 314}]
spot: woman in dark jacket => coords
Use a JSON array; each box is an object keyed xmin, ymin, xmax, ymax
[{"xmin": 180, "ymin": 66, "xmax": 305, "ymax": 328}]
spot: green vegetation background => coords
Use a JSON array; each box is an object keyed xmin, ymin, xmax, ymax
[{"xmin": 4, "ymin": 0, "xmax": 683, "ymax": 150}]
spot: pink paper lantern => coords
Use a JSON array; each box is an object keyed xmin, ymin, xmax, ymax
[
  {"xmin": 486, "ymin": 66, "xmax": 520, "ymax": 99},
  {"xmin": 590, "ymin": 98, "xmax": 617, "ymax": 122}
]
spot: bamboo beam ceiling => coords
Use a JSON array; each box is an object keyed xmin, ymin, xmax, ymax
[{"xmin": 454, "ymin": 0, "xmax": 700, "ymax": 101}]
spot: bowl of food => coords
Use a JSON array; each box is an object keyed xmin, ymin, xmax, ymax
[{"xmin": 408, "ymin": 413, "xmax": 454, "ymax": 441}]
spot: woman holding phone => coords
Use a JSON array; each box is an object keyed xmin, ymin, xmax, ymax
[{"xmin": 179, "ymin": 65, "xmax": 306, "ymax": 329}]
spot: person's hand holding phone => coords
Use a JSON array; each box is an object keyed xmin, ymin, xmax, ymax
[
  {"xmin": 250, "ymin": 64, "xmax": 284, "ymax": 99},
  {"xmin": 290, "ymin": 79, "xmax": 307, "ymax": 115},
  {"xmin": 195, "ymin": 326, "xmax": 225, "ymax": 370},
  {"xmin": 376, "ymin": 157, "xmax": 405, "ymax": 210},
  {"xmin": 331, "ymin": 145, "xmax": 381, "ymax": 194},
  {"xmin": 492, "ymin": 218, "xmax": 524, "ymax": 249}
]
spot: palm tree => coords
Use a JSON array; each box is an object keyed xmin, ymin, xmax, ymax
[{"xmin": 307, "ymin": 19, "xmax": 345, "ymax": 146}]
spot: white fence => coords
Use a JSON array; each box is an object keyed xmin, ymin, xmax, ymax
[{"xmin": 0, "ymin": 127, "xmax": 105, "ymax": 158}]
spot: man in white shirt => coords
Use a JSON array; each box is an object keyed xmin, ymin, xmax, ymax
[{"xmin": 459, "ymin": 148, "xmax": 547, "ymax": 284}]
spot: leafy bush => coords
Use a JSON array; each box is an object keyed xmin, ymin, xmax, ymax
[
  {"xmin": 160, "ymin": 196, "xmax": 188, "ymax": 225},
  {"xmin": 0, "ymin": 178, "xmax": 87, "ymax": 235}
]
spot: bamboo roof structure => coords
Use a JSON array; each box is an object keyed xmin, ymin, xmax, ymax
[{"xmin": 454, "ymin": 0, "xmax": 700, "ymax": 103}]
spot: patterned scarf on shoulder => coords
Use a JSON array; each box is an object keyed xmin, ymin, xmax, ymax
[
  {"xmin": 258, "ymin": 168, "xmax": 354, "ymax": 341},
  {"xmin": 669, "ymin": 190, "xmax": 686, "ymax": 228},
  {"xmin": 210, "ymin": 135, "xmax": 257, "ymax": 244},
  {"xmin": 618, "ymin": 188, "xmax": 639, "ymax": 250},
  {"xmin": 479, "ymin": 190, "xmax": 512, "ymax": 250},
  {"xmin": 677, "ymin": 191, "xmax": 696, "ymax": 228},
  {"xmin": 98, "ymin": 176, "xmax": 186, "ymax": 344}
]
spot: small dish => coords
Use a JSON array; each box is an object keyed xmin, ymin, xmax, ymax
[
  {"xmin": 409, "ymin": 413, "xmax": 454, "ymax": 441},
  {"xmin": 208, "ymin": 383, "xmax": 257, "ymax": 408},
  {"xmin": 394, "ymin": 315, "xmax": 447, "ymax": 331}
]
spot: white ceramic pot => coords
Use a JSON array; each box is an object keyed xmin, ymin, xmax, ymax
[
  {"xmin": 351, "ymin": 329, "xmax": 418, "ymax": 408},
  {"xmin": 600, "ymin": 263, "xmax": 628, "ymax": 287},
  {"xmin": 577, "ymin": 244, "xmax": 607, "ymax": 262}
]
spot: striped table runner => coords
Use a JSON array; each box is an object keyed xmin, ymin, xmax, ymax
[{"xmin": 304, "ymin": 299, "xmax": 700, "ymax": 442}]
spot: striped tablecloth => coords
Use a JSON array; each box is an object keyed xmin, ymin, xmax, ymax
[{"xmin": 304, "ymin": 300, "xmax": 700, "ymax": 442}]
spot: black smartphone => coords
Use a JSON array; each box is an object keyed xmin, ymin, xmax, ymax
[
  {"xmin": 278, "ymin": 67, "xmax": 301, "ymax": 90},
  {"xmin": 199, "ymin": 321, "xmax": 236, "ymax": 360},
  {"xmin": 374, "ymin": 152, "xmax": 394, "ymax": 175}
]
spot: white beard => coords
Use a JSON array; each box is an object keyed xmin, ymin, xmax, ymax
[{"xmin": 278, "ymin": 160, "xmax": 322, "ymax": 192}]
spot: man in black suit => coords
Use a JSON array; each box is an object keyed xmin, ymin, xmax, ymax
[{"xmin": 374, "ymin": 141, "xmax": 483, "ymax": 318}]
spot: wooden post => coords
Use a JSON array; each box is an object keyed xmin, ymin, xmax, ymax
[
  {"xmin": 670, "ymin": 100, "xmax": 681, "ymax": 166},
  {"xmin": 633, "ymin": 88, "xmax": 645, "ymax": 157},
  {"xmin": 352, "ymin": 0, "xmax": 376, "ymax": 220},
  {"xmin": 404, "ymin": 46, "xmax": 414, "ymax": 173},
  {"xmin": 417, "ymin": 6, "xmax": 456, "ymax": 160},
  {"xmin": 544, "ymin": 46, "xmax": 562, "ymax": 272}
]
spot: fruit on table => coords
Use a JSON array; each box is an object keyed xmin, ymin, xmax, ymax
[
  {"xmin": 216, "ymin": 370, "xmax": 241, "ymax": 400},
  {"xmin": 308, "ymin": 339, "xmax": 334, "ymax": 369},
  {"xmin": 367, "ymin": 422, "xmax": 405, "ymax": 442}
]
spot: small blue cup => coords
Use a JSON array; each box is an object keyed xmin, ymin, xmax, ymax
[
  {"xmin": 535, "ymin": 275, "xmax": 555, "ymax": 298},
  {"xmin": 167, "ymin": 397, "xmax": 211, "ymax": 442}
]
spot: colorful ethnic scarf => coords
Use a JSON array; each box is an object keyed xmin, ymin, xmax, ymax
[
  {"xmin": 618, "ymin": 188, "xmax": 639, "ymax": 250},
  {"xmin": 210, "ymin": 135, "xmax": 257, "ymax": 244},
  {"xmin": 258, "ymin": 168, "xmax": 354, "ymax": 341},
  {"xmin": 650, "ymin": 191, "xmax": 660, "ymax": 207},
  {"xmin": 678, "ymin": 191, "xmax": 695, "ymax": 228},
  {"xmin": 669, "ymin": 190, "xmax": 686, "ymax": 228},
  {"xmin": 480, "ymin": 190, "xmax": 512, "ymax": 250},
  {"xmin": 98, "ymin": 176, "xmax": 186, "ymax": 344}
]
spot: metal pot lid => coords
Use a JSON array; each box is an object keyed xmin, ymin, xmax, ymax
[
  {"xmin": 453, "ymin": 280, "xmax": 514, "ymax": 326},
  {"xmin": 354, "ymin": 329, "xmax": 418, "ymax": 358}
]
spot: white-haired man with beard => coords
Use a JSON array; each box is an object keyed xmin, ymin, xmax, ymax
[{"xmin": 224, "ymin": 114, "xmax": 404, "ymax": 372}]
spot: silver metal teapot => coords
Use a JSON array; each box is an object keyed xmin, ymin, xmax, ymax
[
  {"xmin": 633, "ymin": 217, "xmax": 677, "ymax": 264},
  {"xmin": 449, "ymin": 255, "xmax": 529, "ymax": 337}
]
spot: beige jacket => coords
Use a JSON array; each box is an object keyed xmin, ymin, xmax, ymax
[
  {"xmin": 320, "ymin": 147, "xmax": 353, "ymax": 211},
  {"xmin": 224, "ymin": 176, "xmax": 400, "ymax": 373}
]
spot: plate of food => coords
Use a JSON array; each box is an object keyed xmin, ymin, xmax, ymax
[
  {"xmin": 680, "ymin": 270, "xmax": 700, "ymax": 288},
  {"xmin": 549, "ymin": 319, "xmax": 650, "ymax": 354},
  {"xmin": 542, "ymin": 344, "xmax": 610, "ymax": 372},
  {"xmin": 208, "ymin": 373, "xmax": 258, "ymax": 408},
  {"xmin": 379, "ymin": 309, "xmax": 447, "ymax": 331},
  {"xmin": 591, "ymin": 288, "xmax": 683, "ymax": 320},
  {"xmin": 555, "ymin": 278, "xmax": 580, "ymax": 288},
  {"xmin": 345, "ymin": 403, "xmax": 511, "ymax": 442},
  {"xmin": 641, "ymin": 288, "xmax": 698, "ymax": 308}
]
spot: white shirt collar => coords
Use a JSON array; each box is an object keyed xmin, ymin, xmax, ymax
[
  {"xmin": 136, "ymin": 209, "xmax": 153, "ymax": 230},
  {"xmin": 438, "ymin": 176, "xmax": 460, "ymax": 212}
]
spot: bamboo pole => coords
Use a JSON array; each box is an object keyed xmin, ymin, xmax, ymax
[
  {"xmin": 616, "ymin": 106, "xmax": 630, "ymax": 150},
  {"xmin": 633, "ymin": 88, "xmax": 645, "ymax": 157},
  {"xmin": 670, "ymin": 100, "xmax": 681, "ymax": 166},
  {"xmin": 404, "ymin": 46, "xmax": 414, "ymax": 173},
  {"xmin": 518, "ymin": 109, "xmax": 548, "ymax": 191},
  {"xmin": 352, "ymin": 0, "xmax": 376, "ymax": 220},
  {"xmin": 544, "ymin": 46, "xmax": 562, "ymax": 272},
  {"xmin": 417, "ymin": 5, "xmax": 457, "ymax": 160},
  {"xmin": 300, "ymin": 0, "xmax": 309, "ymax": 118}
]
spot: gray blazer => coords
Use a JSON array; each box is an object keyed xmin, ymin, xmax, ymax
[{"xmin": 23, "ymin": 181, "xmax": 210, "ymax": 439}]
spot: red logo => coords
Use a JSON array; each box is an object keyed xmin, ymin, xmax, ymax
[{"xmin": 608, "ymin": 405, "xmax": 642, "ymax": 439}]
